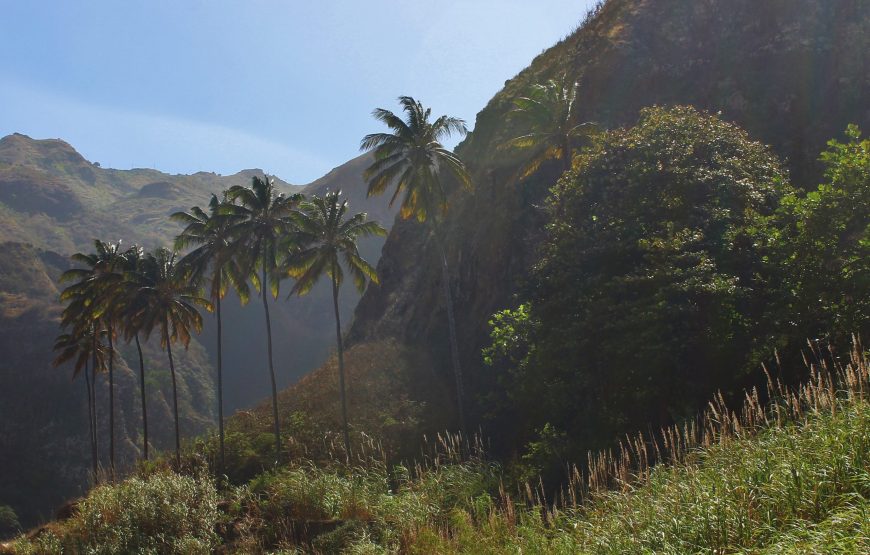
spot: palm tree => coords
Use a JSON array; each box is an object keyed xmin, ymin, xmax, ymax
[
  {"xmin": 227, "ymin": 176, "xmax": 303, "ymax": 462},
  {"xmin": 60, "ymin": 240, "xmax": 132, "ymax": 479},
  {"xmin": 499, "ymin": 76, "xmax": 598, "ymax": 179},
  {"xmin": 360, "ymin": 96, "xmax": 472, "ymax": 434},
  {"xmin": 53, "ymin": 323, "xmax": 108, "ymax": 481},
  {"xmin": 127, "ymin": 248, "xmax": 211, "ymax": 465},
  {"xmin": 173, "ymin": 194, "xmax": 250, "ymax": 470},
  {"xmin": 288, "ymin": 190, "xmax": 385, "ymax": 457},
  {"xmin": 117, "ymin": 245, "xmax": 154, "ymax": 460}
]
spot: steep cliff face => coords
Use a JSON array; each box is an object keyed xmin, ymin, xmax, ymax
[{"xmin": 348, "ymin": 0, "xmax": 870, "ymax": 424}]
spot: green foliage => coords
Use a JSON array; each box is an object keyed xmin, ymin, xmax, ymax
[
  {"xmin": 0, "ymin": 505, "xmax": 21, "ymax": 539},
  {"xmin": 9, "ymin": 470, "xmax": 219, "ymax": 554},
  {"xmin": 500, "ymin": 106, "xmax": 790, "ymax": 455},
  {"xmin": 777, "ymin": 125, "xmax": 870, "ymax": 344},
  {"xmin": 361, "ymin": 96, "xmax": 471, "ymax": 223},
  {"xmin": 499, "ymin": 75, "xmax": 599, "ymax": 179}
]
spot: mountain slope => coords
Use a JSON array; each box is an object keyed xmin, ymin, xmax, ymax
[
  {"xmin": 346, "ymin": 0, "xmax": 870, "ymax": 427},
  {"xmin": 0, "ymin": 133, "xmax": 302, "ymax": 254}
]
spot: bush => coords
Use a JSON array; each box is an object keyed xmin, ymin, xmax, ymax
[
  {"xmin": 0, "ymin": 505, "xmax": 21, "ymax": 539},
  {"xmin": 11, "ymin": 470, "xmax": 220, "ymax": 554}
]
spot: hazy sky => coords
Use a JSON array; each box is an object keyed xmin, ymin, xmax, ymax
[{"xmin": 0, "ymin": 1, "xmax": 595, "ymax": 183}]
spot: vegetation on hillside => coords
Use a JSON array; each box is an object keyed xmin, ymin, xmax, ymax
[
  {"xmin": 2, "ymin": 1, "xmax": 868, "ymax": 552},
  {"xmin": 483, "ymin": 108, "xmax": 868, "ymax": 477},
  {"xmin": 48, "ymin": 178, "xmax": 386, "ymax": 483},
  {"xmin": 5, "ymin": 338, "xmax": 868, "ymax": 553}
]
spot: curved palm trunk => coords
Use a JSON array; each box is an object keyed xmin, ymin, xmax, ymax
[
  {"xmin": 135, "ymin": 334, "xmax": 148, "ymax": 460},
  {"xmin": 262, "ymin": 264, "xmax": 282, "ymax": 462},
  {"xmin": 107, "ymin": 323, "xmax": 115, "ymax": 480},
  {"xmin": 331, "ymin": 263, "xmax": 351, "ymax": 459},
  {"xmin": 215, "ymin": 273, "xmax": 226, "ymax": 471},
  {"xmin": 164, "ymin": 321, "xmax": 181, "ymax": 466},
  {"xmin": 433, "ymin": 228, "xmax": 467, "ymax": 437}
]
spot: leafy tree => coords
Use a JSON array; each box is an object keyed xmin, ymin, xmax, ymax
[
  {"xmin": 500, "ymin": 106, "xmax": 789, "ymax": 454},
  {"xmin": 778, "ymin": 124, "xmax": 870, "ymax": 346},
  {"xmin": 227, "ymin": 176, "xmax": 303, "ymax": 461},
  {"xmin": 499, "ymin": 76, "xmax": 598, "ymax": 180},
  {"xmin": 173, "ymin": 194, "xmax": 250, "ymax": 470},
  {"xmin": 59, "ymin": 240, "xmax": 134, "ymax": 479},
  {"xmin": 126, "ymin": 248, "xmax": 211, "ymax": 465},
  {"xmin": 287, "ymin": 190, "xmax": 385, "ymax": 457},
  {"xmin": 361, "ymin": 96, "xmax": 472, "ymax": 433}
]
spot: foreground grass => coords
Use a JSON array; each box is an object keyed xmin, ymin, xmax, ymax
[{"xmin": 6, "ymin": 350, "xmax": 869, "ymax": 554}]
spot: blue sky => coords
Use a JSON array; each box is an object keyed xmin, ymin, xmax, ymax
[{"xmin": 0, "ymin": 1, "xmax": 594, "ymax": 183}]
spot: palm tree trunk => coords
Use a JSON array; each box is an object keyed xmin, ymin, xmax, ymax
[
  {"xmin": 262, "ymin": 264, "xmax": 282, "ymax": 462},
  {"xmin": 433, "ymin": 228, "xmax": 467, "ymax": 437},
  {"xmin": 91, "ymin": 333, "xmax": 100, "ymax": 483},
  {"xmin": 215, "ymin": 273, "xmax": 225, "ymax": 471},
  {"xmin": 107, "ymin": 322, "xmax": 115, "ymax": 480},
  {"xmin": 84, "ymin": 358, "xmax": 96, "ymax": 483},
  {"xmin": 331, "ymin": 262, "xmax": 351, "ymax": 459},
  {"xmin": 164, "ymin": 321, "xmax": 181, "ymax": 467},
  {"xmin": 135, "ymin": 334, "xmax": 148, "ymax": 460},
  {"xmin": 562, "ymin": 135, "xmax": 572, "ymax": 174}
]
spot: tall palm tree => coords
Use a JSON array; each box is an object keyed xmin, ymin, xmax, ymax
[
  {"xmin": 360, "ymin": 96, "xmax": 472, "ymax": 434},
  {"xmin": 127, "ymin": 248, "xmax": 211, "ymax": 465},
  {"xmin": 288, "ymin": 190, "xmax": 386, "ymax": 457},
  {"xmin": 117, "ymin": 245, "xmax": 153, "ymax": 460},
  {"xmin": 53, "ymin": 323, "xmax": 108, "ymax": 482},
  {"xmin": 499, "ymin": 76, "xmax": 598, "ymax": 179},
  {"xmin": 60, "ymin": 240, "xmax": 132, "ymax": 479},
  {"xmin": 173, "ymin": 194, "xmax": 250, "ymax": 470},
  {"xmin": 227, "ymin": 176, "xmax": 303, "ymax": 462}
]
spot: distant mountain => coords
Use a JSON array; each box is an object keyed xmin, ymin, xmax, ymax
[
  {"xmin": 0, "ymin": 134, "xmax": 396, "ymax": 527},
  {"xmin": 0, "ymin": 133, "xmax": 302, "ymax": 254}
]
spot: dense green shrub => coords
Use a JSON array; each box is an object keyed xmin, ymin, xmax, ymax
[{"xmin": 491, "ymin": 106, "xmax": 791, "ymax": 460}]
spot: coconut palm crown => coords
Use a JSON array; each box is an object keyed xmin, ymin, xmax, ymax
[
  {"xmin": 500, "ymin": 76, "xmax": 598, "ymax": 179},
  {"xmin": 360, "ymin": 96, "xmax": 472, "ymax": 222}
]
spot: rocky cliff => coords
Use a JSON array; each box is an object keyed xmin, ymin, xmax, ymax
[{"xmin": 347, "ymin": 0, "xmax": 870, "ymax": 426}]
